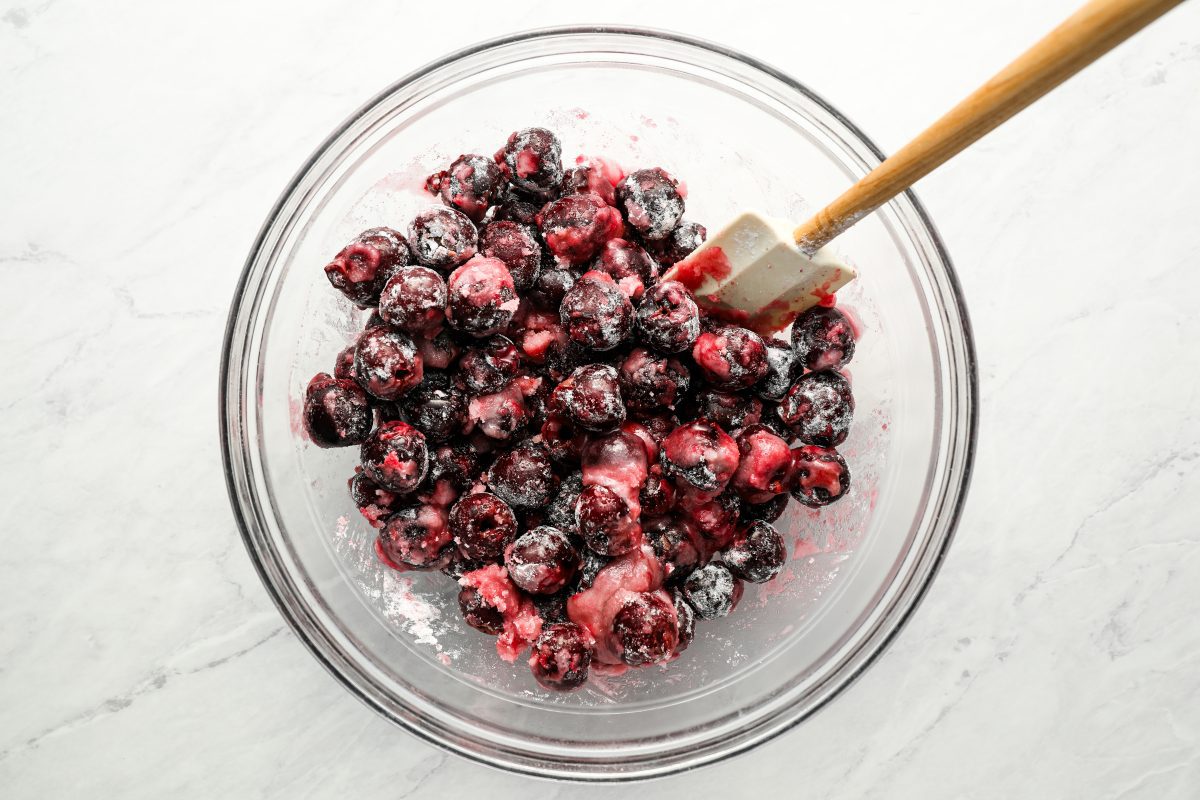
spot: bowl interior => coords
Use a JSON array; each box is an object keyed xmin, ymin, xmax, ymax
[{"xmin": 225, "ymin": 30, "xmax": 973, "ymax": 779}]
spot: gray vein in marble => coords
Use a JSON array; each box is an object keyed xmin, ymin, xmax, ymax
[
  {"xmin": 396, "ymin": 753, "xmax": 452, "ymax": 800},
  {"xmin": 1015, "ymin": 450, "xmax": 1200, "ymax": 605},
  {"xmin": 0, "ymin": 625, "xmax": 285, "ymax": 764}
]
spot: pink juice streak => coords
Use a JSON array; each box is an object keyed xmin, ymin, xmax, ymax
[
  {"xmin": 460, "ymin": 564, "xmax": 542, "ymax": 663},
  {"xmin": 666, "ymin": 246, "xmax": 731, "ymax": 293},
  {"xmin": 566, "ymin": 544, "xmax": 667, "ymax": 666},
  {"xmin": 665, "ymin": 246, "xmax": 827, "ymax": 335},
  {"xmin": 582, "ymin": 431, "xmax": 648, "ymax": 519}
]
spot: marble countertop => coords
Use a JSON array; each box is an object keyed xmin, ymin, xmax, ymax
[{"xmin": 3, "ymin": 0, "xmax": 1198, "ymax": 796}]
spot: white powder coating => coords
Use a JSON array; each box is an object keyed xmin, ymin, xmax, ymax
[
  {"xmin": 486, "ymin": 442, "xmax": 556, "ymax": 508},
  {"xmin": 615, "ymin": 168, "xmax": 685, "ymax": 240},
  {"xmin": 353, "ymin": 326, "xmax": 421, "ymax": 402},
  {"xmin": 409, "ymin": 206, "xmax": 478, "ymax": 266},
  {"xmin": 559, "ymin": 271, "xmax": 633, "ymax": 351},
  {"xmin": 757, "ymin": 341, "xmax": 796, "ymax": 401},
  {"xmin": 466, "ymin": 384, "xmax": 525, "ymax": 439},
  {"xmin": 330, "ymin": 515, "xmax": 459, "ymax": 656},
  {"xmin": 556, "ymin": 364, "xmax": 626, "ymax": 431},
  {"xmin": 381, "ymin": 573, "xmax": 443, "ymax": 646},
  {"xmin": 506, "ymin": 526, "xmax": 574, "ymax": 593},
  {"xmin": 683, "ymin": 564, "xmax": 739, "ymax": 620}
]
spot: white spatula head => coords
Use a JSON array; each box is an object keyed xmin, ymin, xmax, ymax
[{"xmin": 662, "ymin": 211, "xmax": 856, "ymax": 334}]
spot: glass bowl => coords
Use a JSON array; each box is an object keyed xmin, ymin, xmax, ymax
[{"xmin": 220, "ymin": 27, "xmax": 977, "ymax": 781}]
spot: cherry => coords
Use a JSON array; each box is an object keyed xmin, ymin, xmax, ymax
[
  {"xmin": 458, "ymin": 585, "xmax": 505, "ymax": 634},
  {"xmin": 528, "ymin": 622, "xmax": 593, "ymax": 691},
  {"xmin": 778, "ymin": 370, "xmax": 854, "ymax": 447},
  {"xmin": 457, "ymin": 563, "xmax": 543, "ymax": 662},
  {"xmin": 550, "ymin": 364, "xmax": 626, "ymax": 433},
  {"xmin": 757, "ymin": 337, "xmax": 798, "ymax": 401},
  {"xmin": 378, "ymin": 267, "xmax": 447, "ymax": 334},
  {"xmin": 682, "ymin": 562, "xmax": 742, "ymax": 620},
  {"xmin": 360, "ymin": 421, "xmax": 429, "ymax": 493},
  {"xmin": 505, "ymin": 526, "xmax": 580, "ymax": 595},
  {"xmin": 575, "ymin": 484, "xmax": 641, "ymax": 556},
  {"xmin": 409, "ymin": 207, "xmax": 478, "ymax": 270},
  {"xmin": 302, "ymin": 373, "xmax": 372, "ymax": 448},
  {"xmin": 378, "ymin": 504, "xmax": 453, "ymax": 570},
  {"xmin": 692, "ymin": 326, "xmax": 769, "ymax": 390},
  {"xmin": 635, "ymin": 280, "xmax": 701, "ymax": 354},
  {"xmin": 446, "ymin": 256, "xmax": 519, "ymax": 337},
  {"xmin": 495, "ymin": 127, "xmax": 564, "ymax": 200},
  {"xmin": 581, "ymin": 430, "xmax": 649, "ymax": 518},
  {"xmin": 545, "ymin": 472, "xmax": 584, "ymax": 533},
  {"xmin": 486, "ymin": 440, "xmax": 559, "ymax": 508},
  {"xmin": 612, "ymin": 591, "xmax": 678, "ymax": 666},
  {"xmin": 730, "ymin": 424, "xmax": 794, "ymax": 503},
  {"xmin": 638, "ymin": 465, "xmax": 676, "ymax": 517},
  {"xmin": 458, "ymin": 335, "xmax": 521, "ymax": 394},
  {"xmin": 559, "ymin": 270, "xmax": 634, "ymax": 351},
  {"xmin": 689, "ymin": 388, "xmax": 763, "ymax": 432},
  {"xmin": 349, "ymin": 470, "xmax": 398, "ymax": 529},
  {"xmin": 790, "ymin": 445, "xmax": 851, "ymax": 507},
  {"xmin": 672, "ymin": 589, "xmax": 696, "ymax": 653},
  {"xmin": 686, "ymin": 492, "xmax": 742, "ymax": 552},
  {"xmin": 449, "ymin": 492, "xmax": 518, "ymax": 560},
  {"xmin": 539, "ymin": 412, "xmax": 585, "ymax": 466},
  {"xmin": 537, "ymin": 193, "xmax": 624, "ymax": 265},
  {"xmin": 614, "ymin": 168, "xmax": 684, "ymax": 241},
  {"xmin": 323, "ymin": 227, "xmax": 411, "ymax": 308},
  {"xmin": 661, "ymin": 420, "xmax": 740, "ymax": 496},
  {"xmin": 420, "ymin": 442, "xmax": 483, "ymax": 510},
  {"xmin": 617, "ymin": 347, "xmax": 690, "ymax": 413},
  {"xmin": 401, "ymin": 371, "xmax": 467, "ymax": 442},
  {"xmin": 353, "ymin": 326, "xmax": 423, "ymax": 401},
  {"xmin": 429, "ymin": 153, "xmax": 504, "ymax": 222},
  {"xmin": 592, "ymin": 238, "xmax": 656, "ymax": 300},
  {"xmin": 467, "ymin": 384, "xmax": 528, "ymax": 441},
  {"xmin": 334, "ymin": 341, "xmax": 357, "ymax": 380},
  {"xmin": 511, "ymin": 307, "xmax": 566, "ymax": 365},
  {"xmin": 725, "ymin": 521, "xmax": 787, "ymax": 583},
  {"xmin": 791, "ymin": 305, "xmax": 857, "ymax": 372},
  {"xmin": 487, "ymin": 185, "xmax": 544, "ymax": 225},
  {"xmin": 645, "ymin": 220, "xmax": 705, "ymax": 268},
  {"xmin": 480, "ymin": 221, "xmax": 542, "ymax": 291},
  {"xmin": 561, "ymin": 155, "xmax": 623, "ymax": 205},
  {"xmin": 529, "ymin": 263, "xmax": 576, "ymax": 309},
  {"xmin": 643, "ymin": 515, "xmax": 701, "ymax": 585}
]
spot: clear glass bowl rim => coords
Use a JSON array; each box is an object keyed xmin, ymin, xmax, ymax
[{"xmin": 219, "ymin": 25, "xmax": 979, "ymax": 782}]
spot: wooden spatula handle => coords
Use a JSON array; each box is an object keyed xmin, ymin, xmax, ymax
[{"xmin": 793, "ymin": 0, "xmax": 1184, "ymax": 253}]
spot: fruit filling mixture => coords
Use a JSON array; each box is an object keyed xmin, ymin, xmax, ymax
[{"xmin": 303, "ymin": 126, "xmax": 858, "ymax": 691}]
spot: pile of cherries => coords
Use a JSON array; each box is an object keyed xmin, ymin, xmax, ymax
[{"xmin": 303, "ymin": 126, "xmax": 858, "ymax": 691}]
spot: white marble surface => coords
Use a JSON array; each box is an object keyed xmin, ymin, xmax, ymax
[{"xmin": 2, "ymin": 0, "xmax": 1199, "ymax": 796}]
